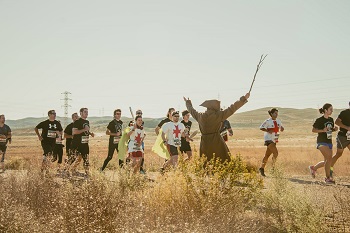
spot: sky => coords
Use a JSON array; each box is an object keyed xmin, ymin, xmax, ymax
[{"xmin": 1, "ymin": 0, "xmax": 350, "ymax": 120}]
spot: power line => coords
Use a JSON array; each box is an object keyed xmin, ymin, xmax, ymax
[{"xmin": 61, "ymin": 91, "xmax": 72, "ymax": 127}]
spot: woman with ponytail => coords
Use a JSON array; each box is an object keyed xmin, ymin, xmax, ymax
[
  {"xmin": 309, "ymin": 103, "xmax": 338, "ymax": 184},
  {"xmin": 258, "ymin": 108, "xmax": 284, "ymax": 177}
]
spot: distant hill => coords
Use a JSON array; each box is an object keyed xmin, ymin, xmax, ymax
[
  {"xmin": 228, "ymin": 107, "xmax": 342, "ymax": 128},
  {"xmin": 5, "ymin": 107, "xmax": 344, "ymax": 133}
]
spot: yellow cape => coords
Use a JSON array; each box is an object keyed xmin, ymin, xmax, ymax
[
  {"xmin": 118, "ymin": 127, "xmax": 131, "ymax": 160},
  {"xmin": 152, "ymin": 129, "xmax": 170, "ymax": 159}
]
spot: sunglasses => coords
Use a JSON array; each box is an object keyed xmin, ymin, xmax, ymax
[
  {"xmin": 136, "ymin": 112, "xmax": 143, "ymax": 115},
  {"xmin": 50, "ymin": 112, "xmax": 56, "ymax": 115}
]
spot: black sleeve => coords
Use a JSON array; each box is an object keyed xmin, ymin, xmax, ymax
[
  {"xmin": 224, "ymin": 120, "xmax": 232, "ymax": 129},
  {"xmin": 107, "ymin": 122, "xmax": 114, "ymax": 131},
  {"xmin": 57, "ymin": 121, "xmax": 63, "ymax": 131},
  {"xmin": 73, "ymin": 121, "xmax": 79, "ymax": 129},
  {"xmin": 338, "ymin": 110, "xmax": 346, "ymax": 121},
  {"xmin": 158, "ymin": 119, "xmax": 165, "ymax": 128},
  {"xmin": 313, "ymin": 118, "xmax": 321, "ymax": 129},
  {"xmin": 36, "ymin": 121, "xmax": 44, "ymax": 129},
  {"xmin": 64, "ymin": 124, "xmax": 71, "ymax": 134}
]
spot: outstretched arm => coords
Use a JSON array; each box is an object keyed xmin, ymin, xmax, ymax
[
  {"xmin": 183, "ymin": 97, "xmax": 200, "ymax": 121},
  {"xmin": 222, "ymin": 93, "xmax": 250, "ymax": 120}
]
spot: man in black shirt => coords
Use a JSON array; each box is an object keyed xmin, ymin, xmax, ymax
[
  {"xmin": 101, "ymin": 109, "xmax": 123, "ymax": 171},
  {"xmin": 0, "ymin": 114, "xmax": 12, "ymax": 173},
  {"xmin": 71, "ymin": 108, "xmax": 95, "ymax": 176},
  {"xmin": 64, "ymin": 113, "xmax": 79, "ymax": 167},
  {"xmin": 220, "ymin": 120, "xmax": 234, "ymax": 142},
  {"xmin": 331, "ymin": 102, "xmax": 350, "ymax": 175},
  {"xmin": 180, "ymin": 110, "xmax": 193, "ymax": 160},
  {"xmin": 34, "ymin": 110, "xmax": 63, "ymax": 174}
]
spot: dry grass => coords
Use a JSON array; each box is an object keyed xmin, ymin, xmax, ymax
[{"xmin": 1, "ymin": 126, "xmax": 350, "ymax": 232}]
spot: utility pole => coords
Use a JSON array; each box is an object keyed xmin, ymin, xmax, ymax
[{"xmin": 61, "ymin": 91, "xmax": 72, "ymax": 127}]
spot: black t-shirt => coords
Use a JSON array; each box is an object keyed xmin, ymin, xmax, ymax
[
  {"xmin": 64, "ymin": 122, "xmax": 74, "ymax": 149},
  {"xmin": 337, "ymin": 109, "xmax": 350, "ymax": 137},
  {"xmin": 158, "ymin": 118, "xmax": 171, "ymax": 128},
  {"xmin": 181, "ymin": 120, "xmax": 192, "ymax": 138},
  {"xmin": 36, "ymin": 119, "xmax": 63, "ymax": 145},
  {"xmin": 0, "ymin": 124, "xmax": 11, "ymax": 145},
  {"xmin": 220, "ymin": 120, "xmax": 232, "ymax": 133},
  {"xmin": 313, "ymin": 116, "xmax": 334, "ymax": 143},
  {"xmin": 107, "ymin": 119, "xmax": 123, "ymax": 139},
  {"xmin": 71, "ymin": 118, "xmax": 90, "ymax": 147}
]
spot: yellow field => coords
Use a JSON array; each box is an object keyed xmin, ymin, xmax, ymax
[{"xmin": 2, "ymin": 126, "xmax": 350, "ymax": 232}]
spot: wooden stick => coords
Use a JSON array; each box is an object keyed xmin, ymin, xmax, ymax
[
  {"xmin": 249, "ymin": 54, "xmax": 268, "ymax": 93},
  {"xmin": 129, "ymin": 107, "xmax": 135, "ymax": 119}
]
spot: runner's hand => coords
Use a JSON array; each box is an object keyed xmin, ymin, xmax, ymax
[
  {"xmin": 333, "ymin": 126, "xmax": 339, "ymax": 131},
  {"xmin": 38, "ymin": 136, "xmax": 43, "ymax": 141},
  {"xmin": 244, "ymin": 93, "xmax": 250, "ymax": 100},
  {"xmin": 0, "ymin": 135, "xmax": 6, "ymax": 139},
  {"xmin": 90, "ymin": 132, "xmax": 95, "ymax": 137}
]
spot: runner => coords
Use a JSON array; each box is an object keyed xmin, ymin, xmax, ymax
[
  {"xmin": 127, "ymin": 116, "xmax": 146, "ymax": 173},
  {"xmin": 70, "ymin": 108, "xmax": 95, "ymax": 177},
  {"xmin": 220, "ymin": 119, "xmax": 234, "ymax": 142},
  {"xmin": 180, "ymin": 110, "xmax": 193, "ymax": 160},
  {"xmin": 136, "ymin": 109, "xmax": 146, "ymax": 174},
  {"xmin": 34, "ymin": 110, "xmax": 63, "ymax": 175},
  {"xmin": 63, "ymin": 113, "xmax": 79, "ymax": 168},
  {"xmin": 0, "ymin": 114, "xmax": 12, "ymax": 173},
  {"xmin": 330, "ymin": 102, "xmax": 350, "ymax": 177},
  {"xmin": 52, "ymin": 121, "xmax": 64, "ymax": 172},
  {"xmin": 161, "ymin": 111, "xmax": 187, "ymax": 170},
  {"xmin": 155, "ymin": 108, "xmax": 175, "ymax": 135},
  {"xmin": 258, "ymin": 108, "xmax": 284, "ymax": 177},
  {"xmin": 101, "ymin": 109, "xmax": 123, "ymax": 171},
  {"xmin": 308, "ymin": 103, "xmax": 338, "ymax": 184}
]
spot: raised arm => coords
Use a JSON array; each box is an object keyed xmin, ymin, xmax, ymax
[
  {"xmin": 222, "ymin": 93, "xmax": 250, "ymax": 120},
  {"xmin": 184, "ymin": 97, "xmax": 200, "ymax": 121}
]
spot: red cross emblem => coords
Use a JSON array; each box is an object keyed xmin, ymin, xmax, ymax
[
  {"xmin": 173, "ymin": 125, "xmax": 181, "ymax": 138},
  {"xmin": 135, "ymin": 132, "xmax": 142, "ymax": 143}
]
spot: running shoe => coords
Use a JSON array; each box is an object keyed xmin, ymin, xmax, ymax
[
  {"xmin": 259, "ymin": 168, "xmax": 266, "ymax": 177},
  {"xmin": 308, "ymin": 165, "xmax": 316, "ymax": 178},
  {"xmin": 324, "ymin": 177, "xmax": 335, "ymax": 184}
]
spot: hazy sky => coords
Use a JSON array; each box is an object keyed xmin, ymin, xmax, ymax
[{"xmin": 1, "ymin": 0, "xmax": 349, "ymax": 120}]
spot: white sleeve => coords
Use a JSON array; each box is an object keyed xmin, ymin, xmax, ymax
[
  {"xmin": 260, "ymin": 119, "xmax": 269, "ymax": 129},
  {"xmin": 161, "ymin": 122, "xmax": 168, "ymax": 133}
]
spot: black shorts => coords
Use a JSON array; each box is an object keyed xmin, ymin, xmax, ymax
[
  {"xmin": 73, "ymin": 144, "xmax": 89, "ymax": 156},
  {"xmin": 264, "ymin": 140, "xmax": 275, "ymax": 147},
  {"xmin": 180, "ymin": 138, "xmax": 191, "ymax": 153},
  {"xmin": 41, "ymin": 142, "xmax": 55, "ymax": 156},
  {"xmin": 336, "ymin": 135, "xmax": 350, "ymax": 149},
  {"xmin": 0, "ymin": 144, "xmax": 7, "ymax": 162},
  {"xmin": 167, "ymin": 144, "xmax": 179, "ymax": 156}
]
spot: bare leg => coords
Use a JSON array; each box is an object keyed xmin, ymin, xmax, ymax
[
  {"xmin": 331, "ymin": 148, "xmax": 344, "ymax": 167},
  {"xmin": 261, "ymin": 147, "xmax": 272, "ymax": 169},
  {"xmin": 268, "ymin": 143, "xmax": 279, "ymax": 167},
  {"xmin": 318, "ymin": 146, "xmax": 332, "ymax": 178}
]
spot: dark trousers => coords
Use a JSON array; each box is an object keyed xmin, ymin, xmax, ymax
[{"xmin": 101, "ymin": 140, "xmax": 119, "ymax": 171}]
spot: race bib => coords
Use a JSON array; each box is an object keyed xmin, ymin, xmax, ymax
[
  {"xmin": 133, "ymin": 142, "xmax": 141, "ymax": 151},
  {"xmin": 113, "ymin": 136, "xmax": 120, "ymax": 144},
  {"xmin": 346, "ymin": 131, "xmax": 350, "ymax": 141},
  {"xmin": 174, "ymin": 138, "xmax": 181, "ymax": 146},
  {"xmin": 274, "ymin": 133, "xmax": 280, "ymax": 142},
  {"xmin": 47, "ymin": 130, "xmax": 56, "ymax": 138},
  {"xmin": 327, "ymin": 131, "xmax": 332, "ymax": 140},
  {"xmin": 0, "ymin": 138, "xmax": 6, "ymax": 143},
  {"xmin": 81, "ymin": 136, "xmax": 89, "ymax": 144}
]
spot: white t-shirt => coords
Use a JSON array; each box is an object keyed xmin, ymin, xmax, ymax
[
  {"xmin": 161, "ymin": 122, "xmax": 185, "ymax": 147},
  {"xmin": 128, "ymin": 126, "xmax": 145, "ymax": 153},
  {"xmin": 260, "ymin": 118, "xmax": 283, "ymax": 142}
]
